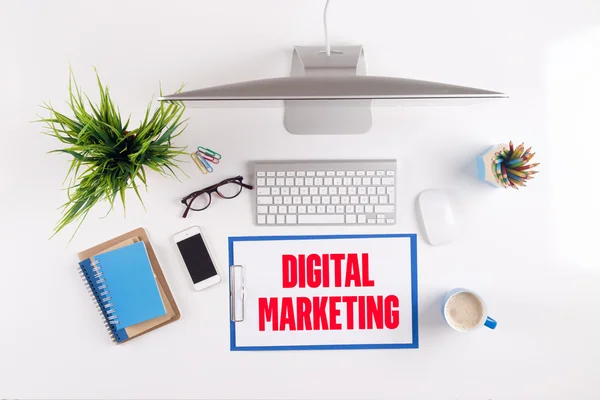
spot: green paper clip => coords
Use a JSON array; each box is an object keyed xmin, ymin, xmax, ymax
[{"xmin": 197, "ymin": 146, "xmax": 222, "ymax": 160}]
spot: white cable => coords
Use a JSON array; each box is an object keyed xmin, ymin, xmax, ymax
[{"xmin": 324, "ymin": 0, "xmax": 331, "ymax": 56}]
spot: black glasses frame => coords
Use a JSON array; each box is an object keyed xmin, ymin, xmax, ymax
[{"xmin": 181, "ymin": 175, "xmax": 254, "ymax": 218}]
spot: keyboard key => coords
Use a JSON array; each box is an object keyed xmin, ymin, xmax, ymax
[
  {"xmin": 336, "ymin": 205, "xmax": 345, "ymax": 213},
  {"xmin": 358, "ymin": 214, "xmax": 366, "ymax": 223},
  {"xmin": 274, "ymin": 197, "xmax": 283, "ymax": 204},
  {"xmin": 271, "ymin": 187, "xmax": 280, "ymax": 195},
  {"xmin": 331, "ymin": 196, "xmax": 340, "ymax": 204},
  {"xmin": 341, "ymin": 196, "xmax": 350, "ymax": 204},
  {"xmin": 285, "ymin": 178, "xmax": 294, "ymax": 186},
  {"xmin": 326, "ymin": 171, "xmax": 335, "ymax": 176},
  {"xmin": 257, "ymin": 178, "xmax": 266, "ymax": 186},
  {"xmin": 333, "ymin": 177, "xmax": 342, "ymax": 186},
  {"xmin": 316, "ymin": 171, "xmax": 325, "ymax": 176},
  {"xmin": 267, "ymin": 215, "xmax": 276, "ymax": 224},
  {"xmin": 258, "ymin": 215, "xmax": 266, "ymax": 224},
  {"xmin": 367, "ymin": 187, "xmax": 376, "ymax": 194},
  {"xmin": 347, "ymin": 171, "xmax": 356, "ymax": 176},
  {"xmin": 386, "ymin": 170, "xmax": 395, "ymax": 176},
  {"xmin": 353, "ymin": 177, "xmax": 362, "ymax": 185},
  {"xmin": 327, "ymin": 205, "xmax": 335, "ymax": 213},
  {"xmin": 276, "ymin": 178, "xmax": 284, "ymax": 186},
  {"xmin": 356, "ymin": 205, "xmax": 364, "ymax": 213},
  {"xmin": 346, "ymin": 214, "xmax": 357, "ymax": 224},
  {"xmin": 257, "ymin": 171, "xmax": 266, "ymax": 177},
  {"xmin": 362, "ymin": 177, "xmax": 371, "ymax": 185},
  {"xmin": 382, "ymin": 177, "xmax": 395, "ymax": 185},
  {"xmin": 277, "ymin": 215, "xmax": 285, "ymax": 224},
  {"xmin": 367, "ymin": 171, "xmax": 375, "ymax": 176},
  {"xmin": 269, "ymin": 206, "xmax": 278, "ymax": 214},
  {"xmin": 284, "ymin": 197, "xmax": 292, "ymax": 204},
  {"xmin": 324, "ymin": 177, "xmax": 333, "ymax": 186},
  {"xmin": 289, "ymin": 205, "xmax": 297, "ymax": 213},
  {"xmin": 281, "ymin": 187, "xmax": 290, "ymax": 195},
  {"xmin": 343, "ymin": 177, "xmax": 352, "ymax": 186},
  {"xmin": 357, "ymin": 171, "xmax": 365, "ymax": 176},
  {"xmin": 310, "ymin": 187, "xmax": 318, "ymax": 195},
  {"xmin": 319, "ymin": 187, "xmax": 328, "ymax": 195},
  {"xmin": 305, "ymin": 177, "xmax": 314, "ymax": 186},
  {"xmin": 300, "ymin": 187, "xmax": 309, "ymax": 195},
  {"xmin": 307, "ymin": 206, "xmax": 316, "ymax": 214},
  {"xmin": 298, "ymin": 214, "xmax": 345, "ymax": 224},
  {"xmin": 358, "ymin": 186, "xmax": 366, "ymax": 195},
  {"xmin": 317, "ymin": 205, "xmax": 326, "ymax": 213},
  {"xmin": 365, "ymin": 205, "xmax": 374, "ymax": 213},
  {"xmin": 322, "ymin": 196, "xmax": 331, "ymax": 204},
  {"xmin": 257, "ymin": 187, "xmax": 270, "ymax": 195},
  {"xmin": 346, "ymin": 205, "xmax": 355, "ymax": 213},
  {"xmin": 375, "ymin": 205, "xmax": 395, "ymax": 213},
  {"xmin": 312, "ymin": 196, "xmax": 321, "ymax": 204},
  {"xmin": 287, "ymin": 215, "xmax": 298, "ymax": 224},
  {"xmin": 286, "ymin": 171, "xmax": 295, "ymax": 176},
  {"xmin": 372, "ymin": 177, "xmax": 381, "ymax": 185},
  {"xmin": 279, "ymin": 206, "xmax": 287, "ymax": 214},
  {"xmin": 369, "ymin": 196, "xmax": 379, "ymax": 204},
  {"xmin": 360, "ymin": 196, "xmax": 369, "ymax": 204},
  {"xmin": 379, "ymin": 195, "xmax": 388, "ymax": 204},
  {"xmin": 377, "ymin": 186, "xmax": 385, "ymax": 195},
  {"xmin": 295, "ymin": 177, "xmax": 304, "ymax": 186},
  {"xmin": 266, "ymin": 178, "xmax": 275, "ymax": 186},
  {"xmin": 350, "ymin": 196, "xmax": 359, "ymax": 204},
  {"xmin": 257, "ymin": 206, "xmax": 268, "ymax": 214},
  {"xmin": 377, "ymin": 218, "xmax": 385, "ymax": 224},
  {"xmin": 277, "ymin": 171, "xmax": 285, "ymax": 177},
  {"xmin": 377, "ymin": 214, "xmax": 386, "ymax": 219},
  {"xmin": 339, "ymin": 187, "xmax": 347, "ymax": 195},
  {"xmin": 291, "ymin": 187, "xmax": 300, "ymax": 195},
  {"xmin": 386, "ymin": 219, "xmax": 395, "ymax": 224},
  {"xmin": 302, "ymin": 197, "xmax": 311, "ymax": 204},
  {"xmin": 307, "ymin": 171, "xmax": 315, "ymax": 176},
  {"xmin": 257, "ymin": 197, "xmax": 273, "ymax": 205},
  {"xmin": 267, "ymin": 172, "xmax": 275, "ymax": 177},
  {"xmin": 376, "ymin": 171, "xmax": 385, "ymax": 176},
  {"xmin": 297, "ymin": 171, "xmax": 306, "ymax": 177},
  {"xmin": 348, "ymin": 187, "xmax": 357, "ymax": 195},
  {"xmin": 367, "ymin": 218, "xmax": 375, "ymax": 224},
  {"xmin": 298, "ymin": 206, "xmax": 307, "ymax": 214},
  {"xmin": 293, "ymin": 197, "xmax": 301, "ymax": 204},
  {"xmin": 389, "ymin": 193, "xmax": 395, "ymax": 203},
  {"xmin": 315, "ymin": 178, "xmax": 323, "ymax": 186},
  {"xmin": 336, "ymin": 171, "xmax": 345, "ymax": 176},
  {"xmin": 328, "ymin": 187, "xmax": 338, "ymax": 195}
]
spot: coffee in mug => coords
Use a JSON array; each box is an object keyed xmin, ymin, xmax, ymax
[{"xmin": 442, "ymin": 289, "xmax": 497, "ymax": 332}]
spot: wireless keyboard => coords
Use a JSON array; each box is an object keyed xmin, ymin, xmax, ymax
[{"xmin": 252, "ymin": 160, "xmax": 397, "ymax": 225}]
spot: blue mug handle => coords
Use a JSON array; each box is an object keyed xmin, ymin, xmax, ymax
[{"xmin": 484, "ymin": 316, "xmax": 497, "ymax": 329}]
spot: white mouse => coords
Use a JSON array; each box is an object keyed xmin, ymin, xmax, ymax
[{"xmin": 417, "ymin": 189, "xmax": 457, "ymax": 246}]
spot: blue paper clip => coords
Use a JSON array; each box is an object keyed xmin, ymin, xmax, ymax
[{"xmin": 198, "ymin": 154, "xmax": 213, "ymax": 173}]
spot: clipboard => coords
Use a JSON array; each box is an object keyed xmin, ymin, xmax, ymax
[{"xmin": 228, "ymin": 234, "xmax": 418, "ymax": 351}]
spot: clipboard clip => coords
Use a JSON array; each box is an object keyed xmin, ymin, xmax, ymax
[{"xmin": 229, "ymin": 265, "xmax": 245, "ymax": 322}]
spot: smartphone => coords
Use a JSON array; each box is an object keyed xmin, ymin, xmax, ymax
[{"xmin": 173, "ymin": 226, "xmax": 221, "ymax": 291}]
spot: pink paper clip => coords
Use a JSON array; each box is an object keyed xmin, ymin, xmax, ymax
[{"xmin": 196, "ymin": 150, "xmax": 219, "ymax": 164}]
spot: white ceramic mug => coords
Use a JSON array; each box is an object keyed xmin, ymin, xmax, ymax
[{"xmin": 442, "ymin": 288, "xmax": 497, "ymax": 332}]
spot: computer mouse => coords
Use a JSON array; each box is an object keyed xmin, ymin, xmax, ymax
[{"xmin": 417, "ymin": 189, "xmax": 457, "ymax": 246}]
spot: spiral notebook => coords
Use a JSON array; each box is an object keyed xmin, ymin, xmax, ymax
[{"xmin": 78, "ymin": 228, "xmax": 180, "ymax": 344}]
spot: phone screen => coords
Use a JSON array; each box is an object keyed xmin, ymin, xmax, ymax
[{"xmin": 177, "ymin": 233, "xmax": 218, "ymax": 283}]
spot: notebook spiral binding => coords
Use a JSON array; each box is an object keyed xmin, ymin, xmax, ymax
[{"xmin": 78, "ymin": 260, "xmax": 120, "ymax": 344}]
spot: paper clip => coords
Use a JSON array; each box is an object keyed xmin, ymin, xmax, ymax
[
  {"xmin": 198, "ymin": 154, "xmax": 213, "ymax": 173},
  {"xmin": 196, "ymin": 150, "xmax": 219, "ymax": 164},
  {"xmin": 197, "ymin": 146, "xmax": 222, "ymax": 160},
  {"xmin": 191, "ymin": 153, "xmax": 208, "ymax": 174},
  {"xmin": 229, "ymin": 265, "xmax": 245, "ymax": 322}
]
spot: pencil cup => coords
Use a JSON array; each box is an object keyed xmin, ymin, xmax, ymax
[{"xmin": 477, "ymin": 143, "xmax": 508, "ymax": 188}]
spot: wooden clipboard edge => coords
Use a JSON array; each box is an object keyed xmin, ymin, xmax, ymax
[{"xmin": 78, "ymin": 227, "xmax": 181, "ymax": 343}]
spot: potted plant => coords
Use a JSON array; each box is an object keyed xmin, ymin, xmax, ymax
[{"xmin": 39, "ymin": 70, "xmax": 187, "ymax": 239}]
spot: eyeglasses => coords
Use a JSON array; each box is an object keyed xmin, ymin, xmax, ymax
[{"xmin": 181, "ymin": 175, "xmax": 254, "ymax": 218}]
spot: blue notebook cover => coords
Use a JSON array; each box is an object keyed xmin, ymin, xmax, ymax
[{"xmin": 79, "ymin": 241, "xmax": 166, "ymax": 334}]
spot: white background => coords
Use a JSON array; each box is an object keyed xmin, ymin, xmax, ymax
[
  {"xmin": 1, "ymin": 0, "xmax": 600, "ymax": 399},
  {"xmin": 232, "ymin": 236, "xmax": 414, "ymax": 347}
]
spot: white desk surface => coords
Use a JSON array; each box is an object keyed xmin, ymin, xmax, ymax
[{"xmin": 1, "ymin": 0, "xmax": 600, "ymax": 399}]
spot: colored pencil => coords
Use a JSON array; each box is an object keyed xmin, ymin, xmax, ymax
[
  {"xmin": 506, "ymin": 168, "xmax": 527, "ymax": 178},
  {"xmin": 514, "ymin": 163, "xmax": 539, "ymax": 171},
  {"xmin": 509, "ymin": 141, "xmax": 514, "ymax": 152}
]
